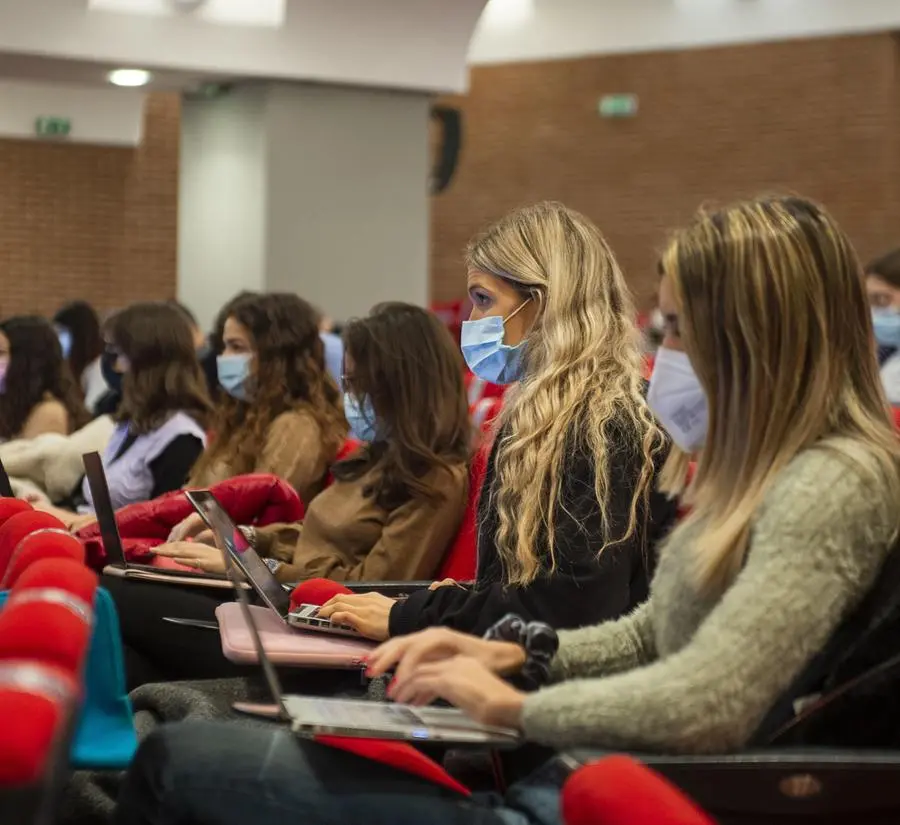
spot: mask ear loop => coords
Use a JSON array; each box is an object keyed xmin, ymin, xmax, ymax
[{"xmin": 502, "ymin": 296, "xmax": 532, "ymax": 327}]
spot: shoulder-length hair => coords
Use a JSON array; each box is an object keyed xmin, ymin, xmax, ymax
[
  {"xmin": 332, "ymin": 302, "xmax": 471, "ymax": 509},
  {"xmin": 0, "ymin": 316, "xmax": 89, "ymax": 439},
  {"xmin": 108, "ymin": 302, "xmax": 213, "ymax": 435}
]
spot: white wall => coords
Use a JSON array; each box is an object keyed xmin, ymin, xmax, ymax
[
  {"xmin": 264, "ymin": 83, "xmax": 430, "ymax": 322},
  {"xmin": 178, "ymin": 82, "xmax": 431, "ymax": 328},
  {"xmin": 0, "ymin": 79, "xmax": 144, "ymax": 145},
  {"xmin": 177, "ymin": 86, "xmax": 268, "ymax": 329},
  {"xmin": 469, "ymin": 0, "xmax": 900, "ymax": 64}
]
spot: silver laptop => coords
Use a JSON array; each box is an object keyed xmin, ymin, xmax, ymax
[
  {"xmin": 220, "ymin": 550, "xmax": 521, "ymax": 746},
  {"xmin": 184, "ymin": 489, "xmax": 361, "ymax": 638}
]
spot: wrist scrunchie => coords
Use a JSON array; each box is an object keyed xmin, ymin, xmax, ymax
[{"xmin": 484, "ymin": 613, "xmax": 559, "ymax": 689}]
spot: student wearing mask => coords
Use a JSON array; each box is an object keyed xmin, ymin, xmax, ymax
[
  {"xmin": 313, "ymin": 202, "xmax": 676, "ymax": 642},
  {"xmin": 153, "ymin": 302, "xmax": 470, "ymax": 583},
  {"xmin": 36, "ymin": 302, "xmax": 212, "ymax": 528},
  {"xmin": 169, "ymin": 291, "xmax": 346, "ymax": 517},
  {"xmin": 865, "ymin": 248, "xmax": 900, "ymax": 404},
  {"xmin": 116, "ymin": 196, "xmax": 900, "ymax": 825},
  {"xmin": 53, "ymin": 300, "xmax": 108, "ymax": 413},
  {"xmin": 0, "ymin": 316, "xmax": 89, "ymax": 440},
  {"xmin": 109, "ymin": 302, "xmax": 470, "ymax": 686}
]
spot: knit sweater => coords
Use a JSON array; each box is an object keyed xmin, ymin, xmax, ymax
[{"xmin": 520, "ymin": 444, "xmax": 898, "ymax": 754}]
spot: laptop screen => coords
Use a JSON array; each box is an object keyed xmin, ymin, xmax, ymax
[
  {"xmin": 82, "ymin": 451, "xmax": 126, "ymax": 566},
  {"xmin": 0, "ymin": 458, "xmax": 14, "ymax": 499},
  {"xmin": 185, "ymin": 490, "xmax": 292, "ymax": 619}
]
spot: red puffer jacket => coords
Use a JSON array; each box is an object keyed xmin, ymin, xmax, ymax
[{"xmin": 77, "ymin": 473, "xmax": 304, "ymax": 571}]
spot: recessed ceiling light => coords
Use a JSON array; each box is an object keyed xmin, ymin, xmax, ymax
[{"xmin": 107, "ymin": 68, "xmax": 153, "ymax": 87}]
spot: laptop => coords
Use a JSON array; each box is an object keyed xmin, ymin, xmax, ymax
[
  {"xmin": 83, "ymin": 451, "xmax": 230, "ymax": 586},
  {"xmin": 221, "ymin": 548, "xmax": 522, "ymax": 746},
  {"xmin": 185, "ymin": 489, "xmax": 362, "ymax": 638},
  {"xmin": 0, "ymin": 458, "xmax": 14, "ymax": 498}
]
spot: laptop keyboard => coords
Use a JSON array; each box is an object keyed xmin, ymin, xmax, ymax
[{"xmin": 308, "ymin": 700, "xmax": 425, "ymax": 728}]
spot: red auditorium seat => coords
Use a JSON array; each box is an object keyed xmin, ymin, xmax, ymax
[
  {"xmin": 435, "ymin": 438, "xmax": 489, "ymax": 581},
  {"xmin": 562, "ymin": 755, "xmax": 716, "ymax": 825}
]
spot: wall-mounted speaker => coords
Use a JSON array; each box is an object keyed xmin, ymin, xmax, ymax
[{"xmin": 430, "ymin": 105, "xmax": 462, "ymax": 195}]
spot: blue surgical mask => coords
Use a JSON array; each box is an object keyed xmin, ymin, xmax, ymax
[
  {"xmin": 217, "ymin": 353, "xmax": 253, "ymax": 401},
  {"xmin": 872, "ymin": 308, "xmax": 900, "ymax": 350},
  {"xmin": 647, "ymin": 347, "xmax": 708, "ymax": 454},
  {"xmin": 460, "ymin": 299, "xmax": 531, "ymax": 385},
  {"xmin": 56, "ymin": 326, "xmax": 73, "ymax": 359},
  {"xmin": 343, "ymin": 393, "xmax": 379, "ymax": 442}
]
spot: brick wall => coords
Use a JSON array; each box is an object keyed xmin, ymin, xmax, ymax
[
  {"xmin": 0, "ymin": 93, "xmax": 180, "ymax": 318},
  {"xmin": 431, "ymin": 34, "xmax": 900, "ymax": 310}
]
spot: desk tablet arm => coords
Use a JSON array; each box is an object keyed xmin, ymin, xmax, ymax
[
  {"xmin": 341, "ymin": 581, "xmax": 430, "ymax": 597},
  {"xmin": 562, "ymin": 748, "xmax": 900, "ymax": 822}
]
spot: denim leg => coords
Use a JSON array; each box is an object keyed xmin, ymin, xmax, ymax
[{"xmin": 114, "ymin": 720, "xmax": 534, "ymax": 825}]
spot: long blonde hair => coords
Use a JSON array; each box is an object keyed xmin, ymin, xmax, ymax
[
  {"xmin": 664, "ymin": 195, "xmax": 900, "ymax": 591},
  {"xmin": 468, "ymin": 201, "xmax": 663, "ymax": 586}
]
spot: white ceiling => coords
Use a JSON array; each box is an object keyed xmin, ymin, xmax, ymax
[{"xmin": 469, "ymin": 0, "xmax": 900, "ymax": 65}]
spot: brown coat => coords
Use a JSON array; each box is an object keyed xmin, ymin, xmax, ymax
[
  {"xmin": 191, "ymin": 409, "xmax": 334, "ymax": 504},
  {"xmin": 254, "ymin": 461, "xmax": 469, "ymax": 583}
]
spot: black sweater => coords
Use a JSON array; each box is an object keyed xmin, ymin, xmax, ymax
[{"xmin": 388, "ymin": 422, "xmax": 678, "ymax": 638}]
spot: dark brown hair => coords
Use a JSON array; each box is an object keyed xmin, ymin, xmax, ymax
[
  {"xmin": 189, "ymin": 292, "xmax": 346, "ymax": 481},
  {"xmin": 0, "ymin": 316, "xmax": 89, "ymax": 439},
  {"xmin": 333, "ymin": 302, "xmax": 471, "ymax": 509},
  {"xmin": 866, "ymin": 248, "xmax": 900, "ymax": 290},
  {"xmin": 53, "ymin": 300, "xmax": 104, "ymax": 383},
  {"xmin": 108, "ymin": 302, "xmax": 213, "ymax": 435}
]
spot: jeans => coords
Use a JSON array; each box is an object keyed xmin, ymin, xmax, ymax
[{"xmin": 114, "ymin": 720, "xmax": 565, "ymax": 825}]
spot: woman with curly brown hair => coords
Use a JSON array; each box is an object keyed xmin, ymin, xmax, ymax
[
  {"xmin": 36, "ymin": 302, "xmax": 213, "ymax": 528},
  {"xmin": 165, "ymin": 292, "xmax": 347, "ymax": 543},
  {"xmin": 191, "ymin": 293, "xmax": 344, "ymax": 493},
  {"xmin": 0, "ymin": 315, "xmax": 89, "ymax": 441}
]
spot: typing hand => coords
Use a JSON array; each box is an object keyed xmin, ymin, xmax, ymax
[
  {"xmin": 167, "ymin": 512, "xmax": 206, "ymax": 542},
  {"xmin": 388, "ymin": 654, "xmax": 526, "ymax": 729},
  {"xmin": 318, "ymin": 592, "xmax": 395, "ymax": 642},
  {"xmin": 151, "ymin": 541, "xmax": 225, "ymax": 574},
  {"xmin": 366, "ymin": 627, "xmax": 525, "ymax": 685}
]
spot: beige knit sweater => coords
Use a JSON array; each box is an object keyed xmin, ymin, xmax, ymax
[{"xmin": 521, "ymin": 445, "xmax": 898, "ymax": 754}]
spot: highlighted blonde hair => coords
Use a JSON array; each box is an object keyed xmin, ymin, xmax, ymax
[
  {"xmin": 468, "ymin": 201, "xmax": 663, "ymax": 586},
  {"xmin": 663, "ymin": 195, "xmax": 900, "ymax": 591}
]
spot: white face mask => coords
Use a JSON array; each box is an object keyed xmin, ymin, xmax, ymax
[{"xmin": 647, "ymin": 347, "xmax": 708, "ymax": 453}]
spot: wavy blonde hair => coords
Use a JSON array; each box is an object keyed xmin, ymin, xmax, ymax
[
  {"xmin": 469, "ymin": 201, "xmax": 663, "ymax": 586},
  {"xmin": 663, "ymin": 195, "xmax": 900, "ymax": 591}
]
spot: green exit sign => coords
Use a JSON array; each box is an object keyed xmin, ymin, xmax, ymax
[
  {"xmin": 598, "ymin": 94, "xmax": 639, "ymax": 119},
  {"xmin": 34, "ymin": 116, "xmax": 72, "ymax": 138}
]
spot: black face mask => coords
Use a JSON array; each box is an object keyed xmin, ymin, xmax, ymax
[{"xmin": 101, "ymin": 351, "xmax": 123, "ymax": 395}]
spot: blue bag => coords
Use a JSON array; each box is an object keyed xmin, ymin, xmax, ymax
[{"xmin": 0, "ymin": 587, "xmax": 137, "ymax": 769}]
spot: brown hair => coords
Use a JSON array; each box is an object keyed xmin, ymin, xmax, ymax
[
  {"xmin": 189, "ymin": 293, "xmax": 346, "ymax": 481},
  {"xmin": 333, "ymin": 302, "xmax": 471, "ymax": 509},
  {"xmin": 866, "ymin": 248, "xmax": 900, "ymax": 290},
  {"xmin": 662, "ymin": 195, "xmax": 900, "ymax": 591},
  {"xmin": 108, "ymin": 302, "xmax": 213, "ymax": 435},
  {"xmin": 0, "ymin": 316, "xmax": 89, "ymax": 439}
]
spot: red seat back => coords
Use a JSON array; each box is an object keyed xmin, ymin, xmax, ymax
[
  {"xmin": 893, "ymin": 406, "xmax": 900, "ymax": 431},
  {"xmin": 436, "ymin": 440, "xmax": 490, "ymax": 581}
]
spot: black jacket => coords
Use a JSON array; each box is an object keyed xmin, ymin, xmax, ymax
[{"xmin": 388, "ymin": 421, "xmax": 677, "ymax": 638}]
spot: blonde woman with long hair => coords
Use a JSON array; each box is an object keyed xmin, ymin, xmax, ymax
[{"xmin": 317, "ymin": 201, "xmax": 677, "ymax": 642}]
